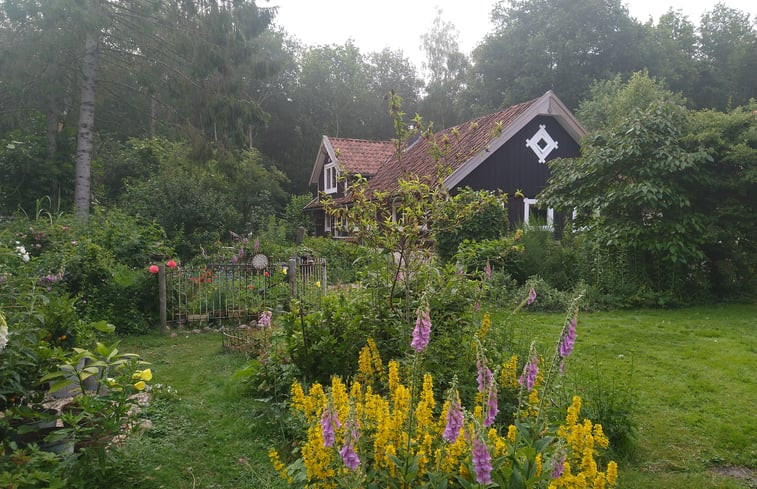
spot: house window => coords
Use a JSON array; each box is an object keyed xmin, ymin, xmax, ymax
[
  {"xmin": 324, "ymin": 213, "xmax": 332, "ymax": 233},
  {"xmin": 524, "ymin": 198, "xmax": 554, "ymax": 229},
  {"xmin": 324, "ymin": 160, "xmax": 338, "ymax": 194}
]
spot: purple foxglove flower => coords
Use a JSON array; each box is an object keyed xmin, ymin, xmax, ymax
[
  {"xmin": 559, "ymin": 316, "xmax": 577, "ymax": 358},
  {"xmin": 254, "ymin": 239, "xmax": 260, "ymax": 251},
  {"xmin": 231, "ymin": 255, "xmax": 238, "ymax": 264},
  {"xmin": 484, "ymin": 383, "xmax": 499, "ymax": 427},
  {"xmin": 443, "ymin": 396, "xmax": 464, "ymax": 443},
  {"xmin": 519, "ymin": 353, "xmax": 539, "ymax": 392},
  {"xmin": 321, "ymin": 408, "xmax": 337, "ymax": 447},
  {"xmin": 258, "ymin": 310, "xmax": 272, "ymax": 328},
  {"xmin": 527, "ymin": 287, "xmax": 537, "ymax": 305},
  {"xmin": 476, "ymin": 359, "xmax": 493, "ymax": 393},
  {"xmin": 474, "ymin": 300, "xmax": 480, "ymax": 312},
  {"xmin": 472, "ymin": 434, "xmax": 492, "ymax": 485},
  {"xmin": 238, "ymin": 248, "xmax": 245, "ymax": 258},
  {"xmin": 551, "ymin": 454, "xmax": 565, "ymax": 478},
  {"xmin": 410, "ymin": 309, "xmax": 431, "ymax": 352},
  {"xmin": 484, "ymin": 260, "xmax": 492, "ymax": 280},
  {"xmin": 339, "ymin": 443, "xmax": 360, "ymax": 470}
]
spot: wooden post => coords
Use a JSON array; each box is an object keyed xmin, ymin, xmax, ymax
[
  {"xmin": 288, "ymin": 258, "xmax": 297, "ymax": 298},
  {"xmin": 321, "ymin": 258, "xmax": 327, "ymax": 292},
  {"xmin": 159, "ymin": 263, "xmax": 167, "ymax": 331}
]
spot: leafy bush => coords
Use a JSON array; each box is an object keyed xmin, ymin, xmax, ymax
[
  {"xmin": 301, "ymin": 237, "xmax": 372, "ymax": 284},
  {"xmin": 435, "ymin": 187, "xmax": 509, "ymax": 263}
]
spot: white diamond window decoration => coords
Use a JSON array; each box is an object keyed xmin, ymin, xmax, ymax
[{"xmin": 525, "ymin": 125, "xmax": 558, "ymax": 163}]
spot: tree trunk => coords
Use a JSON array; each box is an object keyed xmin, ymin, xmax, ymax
[{"xmin": 74, "ymin": 33, "xmax": 98, "ymax": 223}]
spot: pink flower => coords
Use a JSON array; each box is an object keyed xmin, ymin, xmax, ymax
[
  {"xmin": 148, "ymin": 265, "xmax": 159, "ymax": 274},
  {"xmin": 410, "ymin": 308, "xmax": 431, "ymax": 352},
  {"xmin": 472, "ymin": 433, "xmax": 492, "ymax": 484},
  {"xmin": 264, "ymin": 271, "xmax": 270, "ymax": 277},
  {"xmin": 248, "ymin": 284, "xmax": 255, "ymax": 291},
  {"xmin": 258, "ymin": 310, "xmax": 272, "ymax": 328},
  {"xmin": 231, "ymin": 255, "xmax": 238, "ymax": 264},
  {"xmin": 484, "ymin": 259, "xmax": 492, "ymax": 280},
  {"xmin": 527, "ymin": 287, "xmax": 537, "ymax": 305},
  {"xmin": 339, "ymin": 415, "xmax": 360, "ymax": 470},
  {"xmin": 519, "ymin": 353, "xmax": 539, "ymax": 392},
  {"xmin": 443, "ymin": 392, "xmax": 464, "ymax": 443},
  {"xmin": 476, "ymin": 359, "xmax": 492, "ymax": 393},
  {"xmin": 340, "ymin": 443, "xmax": 360, "ymax": 470},
  {"xmin": 166, "ymin": 259, "xmax": 178, "ymax": 269},
  {"xmin": 484, "ymin": 383, "xmax": 499, "ymax": 427},
  {"xmin": 551, "ymin": 454, "xmax": 565, "ymax": 478},
  {"xmin": 320, "ymin": 407, "xmax": 340, "ymax": 447},
  {"xmin": 559, "ymin": 316, "xmax": 577, "ymax": 358}
]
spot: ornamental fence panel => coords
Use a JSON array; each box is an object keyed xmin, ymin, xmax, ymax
[{"xmin": 160, "ymin": 254, "xmax": 326, "ymax": 328}]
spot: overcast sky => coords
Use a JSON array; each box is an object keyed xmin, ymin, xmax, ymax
[{"xmin": 269, "ymin": 0, "xmax": 756, "ymax": 71}]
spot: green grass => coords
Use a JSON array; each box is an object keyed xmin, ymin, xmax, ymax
[
  {"xmin": 105, "ymin": 304, "xmax": 756, "ymax": 488},
  {"xmin": 500, "ymin": 303, "xmax": 757, "ymax": 489},
  {"xmin": 108, "ymin": 333, "xmax": 289, "ymax": 489}
]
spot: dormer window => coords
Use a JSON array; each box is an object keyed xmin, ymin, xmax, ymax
[{"xmin": 324, "ymin": 158, "xmax": 338, "ymax": 194}]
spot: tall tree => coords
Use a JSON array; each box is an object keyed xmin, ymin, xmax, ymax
[
  {"xmin": 468, "ymin": 0, "xmax": 645, "ymax": 111},
  {"xmin": 419, "ymin": 9, "xmax": 469, "ymax": 127},
  {"xmin": 696, "ymin": 4, "xmax": 756, "ymax": 110}
]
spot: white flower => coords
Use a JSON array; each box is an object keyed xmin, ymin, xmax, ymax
[
  {"xmin": 0, "ymin": 313, "xmax": 8, "ymax": 351},
  {"xmin": 15, "ymin": 245, "xmax": 29, "ymax": 262}
]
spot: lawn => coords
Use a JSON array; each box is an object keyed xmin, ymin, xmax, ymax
[{"xmin": 111, "ymin": 303, "xmax": 756, "ymax": 488}]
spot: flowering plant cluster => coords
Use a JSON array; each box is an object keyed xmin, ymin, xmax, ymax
[{"xmin": 271, "ymin": 293, "xmax": 617, "ymax": 488}]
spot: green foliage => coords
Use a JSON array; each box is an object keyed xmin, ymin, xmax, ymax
[
  {"xmin": 0, "ymin": 113, "xmax": 75, "ymax": 215},
  {"xmin": 576, "ymin": 71, "xmax": 686, "ymax": 131},
  {"xmin": 541, "ymin": 99, "xmax": 711, "ymax": 295},
  {"xmin": 117, "ymin": 138, "xmax": 287, "ymax": 258},
  {"xmin": 683, "ymin": 104, "xmax": 757, "ymax": 296},
  {"xmin": 284, "ymin": 194, "xmax": 316, "ymax": 241},
  {"xmin": 435, "ymin": 187, "xmax": 509, "ymax": 262},
  {"xmin": 301, "ymin": 236, "xmax": 372, "ymax": 284}
]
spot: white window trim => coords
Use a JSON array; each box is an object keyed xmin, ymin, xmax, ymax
[
  {"xmin": 324, "ymin": 213, "xmax": 332, "ymax": 232},
  {"xmin": 324, "ymin": 160, "xmax": 338, "ymax": 194},
  {"xmin": 524, "ymin": 198, "xmax": 554, "ymax": 230}
]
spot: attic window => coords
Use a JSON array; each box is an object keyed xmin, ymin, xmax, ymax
[
  {"xmin": 324, "ymin": 159, "xmax": 338, "ymax": 194},
  {"xmin": 526, "ymin": 125, "xmax": 558, "ymax": 163}
]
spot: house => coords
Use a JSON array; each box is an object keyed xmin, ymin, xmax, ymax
[{"xmin": 305, "ymin": 91, "xmax": 586, "ymax": 237}]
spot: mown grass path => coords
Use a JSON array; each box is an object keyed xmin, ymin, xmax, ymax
[
  {"xmin": 115, "ymin": 333, "xmax": 287, "ymax": 489},
  {"xmin": 111, "ymin": 304, "xmax": 756, "ymax": 488}
]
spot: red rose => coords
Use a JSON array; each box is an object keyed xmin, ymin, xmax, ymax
[
  {"xmin": 166, "ymin": 259, "xmax": 178, "ymax": 269},
  {"xmin": 149, "ymin": 265, "xmax": 159, "ymax": 274}
]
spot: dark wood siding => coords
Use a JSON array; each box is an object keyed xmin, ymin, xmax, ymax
[{"xmin": 457, "ymin": 115, "xmax": 580, "ymax": 229}]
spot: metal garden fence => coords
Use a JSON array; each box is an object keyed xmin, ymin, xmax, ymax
[{"xmin": 157, "ymin": 253, "xmax": 326, "ymax": 329}]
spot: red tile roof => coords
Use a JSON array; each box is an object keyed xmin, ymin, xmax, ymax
[
  {"xmin": 367, "ymin": 98, "xmax": 538, "ymax": 194},
  {"xmin": 328, "ymin": 138, "xmax": 395, "ymax": 176}
]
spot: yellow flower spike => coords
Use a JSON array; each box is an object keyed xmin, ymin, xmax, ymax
[
  {"xmin": 368, "ymin": 338, "xmax": 384, "ymax": 378},
  {"xmin": 501, "ymin": 354, "xmax": 520, "ymax": 388},
  {"xmin": 507, "ymin": 424, "xmax": 517, "ymax": 443},
  {"xmin": 607, "ymin": 461, "xmax": 618, "ymax": 486},
  {"xmin": 268, "ymin": 449, "xmax": 288, "ymax": 481},
  {"xmin": 290, "ymin": 381, "xmax": 306, "ymax": 413},
  {"xmin": 478, "ymin": 312, "xmax": 491, "ymax": 339},
  {"xmin": 134, "ymin": 380, "xmax": 146, "ymax": 391},
  {"xmin": 388, "ymin": 360, "xmax": 400, "ymax": 394},
  {"xmin": 535, "ymin": 453, "xmax": 543, "ymax": 477}
]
